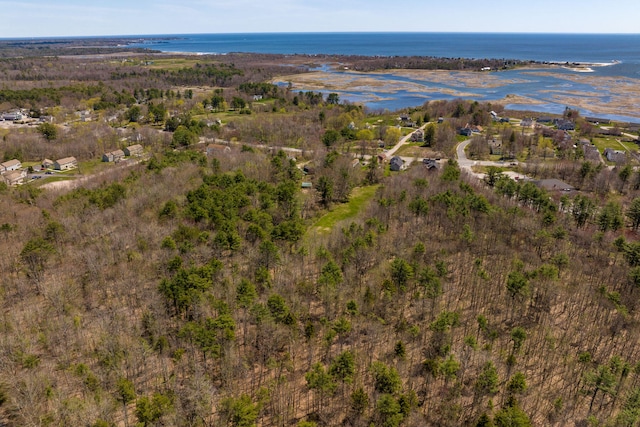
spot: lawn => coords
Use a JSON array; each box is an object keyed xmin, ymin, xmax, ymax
[
  {"xmin": 591, "ymin": 137, "xmax": 637, "ymax": 154},
  {"xmin": 308, "ymin": 185, "xmax": 380, "ymax": 235}
]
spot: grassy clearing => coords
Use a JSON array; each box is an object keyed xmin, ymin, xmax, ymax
[
  {"xmin": 591, "ymin": 137, "xmax": 637, "ymax": 154},
  {"xmin": 308, "ymin": 185, "xmax": 380, "ymax": 235},
  {"xmin": 395, "ymin": 143, "xmax": 432, "ymax": 158}
]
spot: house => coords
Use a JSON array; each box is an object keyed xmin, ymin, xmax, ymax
[
  {"xmin": 0, "ymin": 159, "xmax": 21, "ymax": 174},
  {"xmin": 301, "ymin": 182, "xmax": 313, "ymax": 189},
  {"xmin": 390, "ymin": 156, "xmax": 404, "ymax": 172},
  {"xmin": 54, "ymin": 157, "xmax": 78, "ymax": 171},
  {"xmin": 2, "ymin": 169, "xmax": 27, "ymax": 186},
  {"xmin": 520, "ymin": 118, "xmax": 534, "ymax": 128},
  {"xmin": 586, "ymin": 117, "xmax": 611, "ymax": 125},
  {"xmin": 124, "ymin": 144, "xmax": 144, "ymax": 157},
  {"xmin": 377, "ymin": 153, "xmax": 388, "ymax": 164},
  {"xmin": 303, "ymin": 163, "xmax": 316, "ymax": 175},
  {"xmin": 533, "ymin": 178, "xmax": 574, "ymax": 192},
  {"xmin": 410, "ymin": 129, "xmax": 424, "ymax": 143},
  {"xmin": 554, "ymin": 119, "xmax": 575, "ymax": 131},
  {"xmin": 102, "ymin": 149, "xmax": 125, "ymax": 162},
  {"xmin": 596, "ymin": 128, "xmax": 622, "ymax": 137},
  {"xmin": 603, "ymin": 148, "xmax": 626, "ymax": 163},
  {"xmin": 42, "ymin": 159, "xmax": 54, "ymax": 169},
  {"xmin": 582, "ymin": 145, "xmax": 601, "ymax": 162},
  {"xmin": 206, "ymin": 143, "xmax": 231, "ymax": 156},
  {"xmin": 458, "ymin": 128, "xmax": 473, "ymax": 137},
  {"xmin": 2, "ymin": 112, "xmax": 23, "ymax": 121},
  {"xmin": 488, "ymin": 140, "xmax": 502, "ymax": 155},
  {"xmin": 422, "ymin": 158, "xmax": 438, "ymax": 170}
]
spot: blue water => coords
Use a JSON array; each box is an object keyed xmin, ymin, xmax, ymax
[{"xmin": 131, "ymin": 33, "xmax": 640, "ymax": 121}]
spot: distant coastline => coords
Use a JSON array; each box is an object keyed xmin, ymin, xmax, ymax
[{"xmin": 1, "ymin": 33, "xmax": 638, "ymax": 122}]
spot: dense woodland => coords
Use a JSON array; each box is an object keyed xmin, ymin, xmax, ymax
[{"xmin": 1, "ymin": 44, "xmax": 640, "ymax": 427}]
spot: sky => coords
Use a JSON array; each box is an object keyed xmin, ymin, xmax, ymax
[{"xmin": 1, "ymin": 0, "xmax": 639, "ymax": 38}]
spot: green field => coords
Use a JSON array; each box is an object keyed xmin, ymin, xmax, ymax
[
  {"xmin": 591, "ymin": 137, "xmax": 637, "ymax": 154},
  {"xmin": 308, "ymin": 184, "xmax": 380, "ymax": 235}
]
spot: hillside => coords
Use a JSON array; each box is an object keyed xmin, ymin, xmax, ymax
[{"xmin": 1, "ymin": 47, "xmax": 640, "ymax": 427}]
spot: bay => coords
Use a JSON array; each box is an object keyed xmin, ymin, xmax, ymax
[{"xmin": 131, "ymin": 33, "xmax": 640, "ymax": 121}]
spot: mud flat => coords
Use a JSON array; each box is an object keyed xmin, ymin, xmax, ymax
[{"xmin": 277, "ymin": 66, "xmax": 640, "ymax": 121}]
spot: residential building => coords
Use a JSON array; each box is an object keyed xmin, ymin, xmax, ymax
[
  {"xmin": 1, "ymin": 112, "xmax": 23, "ymax": 121},
  {"xmin": 102, "ymin": 149, "xmax": 125, "ymax": 162},
  {"xmin": 124, "ymin": 144, "xmax": 144, "ymax": 157},
  {"xmin": 2, "ymin": 169, "xmax": 26, "ymax": 186},
  {"xmin": 0, "ymin": 159, "xmax": 21, "ymax": 174},
  {"xmin": 206, "ymin": 143, "xmax": 231, "ymax": 156},
  {"xmin": 390, "ymin": 156, "xmax": 404, "ymax": 171},
  {"xmin": 54, "ymin": 157, "xmax": 78, "ymax": 171},
  {"xmin": 422, "ymin": 158, "xmax": 438, "ymax": 170},
  {"xmin": 603, "ymin": 148, "xmax": 626, "ymax": 164},
  {"xmin": 410, "ymin": 129, "xmax": 424, "ymax": 142}
]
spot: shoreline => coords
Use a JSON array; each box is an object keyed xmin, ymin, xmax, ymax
[{"xmin": 276, "ymin": 65, "xmax": 640, "ymax": 123}]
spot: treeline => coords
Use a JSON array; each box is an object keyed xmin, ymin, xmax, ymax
[
  {"xmin": 150, "ymin": 63, "xmax": 244, "ymax": 87},
  {"xmin": 341, "ymin": 55, "xmax": 534, "ymax": 72},
  {"xmin": 0, "ymin": 37, "xmax": 156, "ymax": 58}
]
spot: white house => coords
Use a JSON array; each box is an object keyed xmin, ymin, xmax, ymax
[
  {"xmin": 0, "ymin": 159, "xmax": 21, "ymax": 174},
  {"xmin": 2, "ymin": 169, "xmax": 26, "ymax": 186},
  {"xmin": 54, "ymin": 157, "xmax": 78, "ymax": 171}
]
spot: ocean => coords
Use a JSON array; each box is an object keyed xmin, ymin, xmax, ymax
[{"xmin": 131, "ymin": 33, "xmax": 640, "ymax": 121}]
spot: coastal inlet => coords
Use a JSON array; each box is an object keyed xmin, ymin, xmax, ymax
[{"xmin": 274, "ymin": 63, "xmax": 640, "ymax": 123}]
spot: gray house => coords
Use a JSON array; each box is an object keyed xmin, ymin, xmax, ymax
[
  {"xmin": 102, "ymin": 149, "xmax": 125, "ymax": 162},
  {"xmin": 390, "ymin": 156, "xmax": 404, "ymax": 171},
  {"xmin": 604, "ymin": 148, "xmax": 626, "ymax": 163},
  {"xmin": 124, "ymin": 144, "xmax": 144, "ymax": 157}
]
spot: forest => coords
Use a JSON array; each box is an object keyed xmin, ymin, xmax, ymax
[{"xmin": 1, "ymin": 43, "xmax": 640, "ymax": 427}]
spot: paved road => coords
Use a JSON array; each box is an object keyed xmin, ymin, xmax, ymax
[{"xmin": 385, "ymin": 124, "xmax": 427, "ymax": 157}]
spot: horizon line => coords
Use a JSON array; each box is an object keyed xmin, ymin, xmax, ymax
[{"xmin": 2, "ymin": 31, "xmax": 640, "ymax": 40}]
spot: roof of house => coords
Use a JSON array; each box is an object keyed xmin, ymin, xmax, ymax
[
  {"xmin": 126, "ymin": 144, "xmax": 143, "ymax": 151},
  {"xmin": 1, "ymin": 159, "xmax": 21, "ymax": 168},
  {"xmin": 4, "ymin": 170, "xmax": 25, "ymax": 180},
  {"xmin": 56, "ymin": 156, "xmax": 77, "ymax": 164}
]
